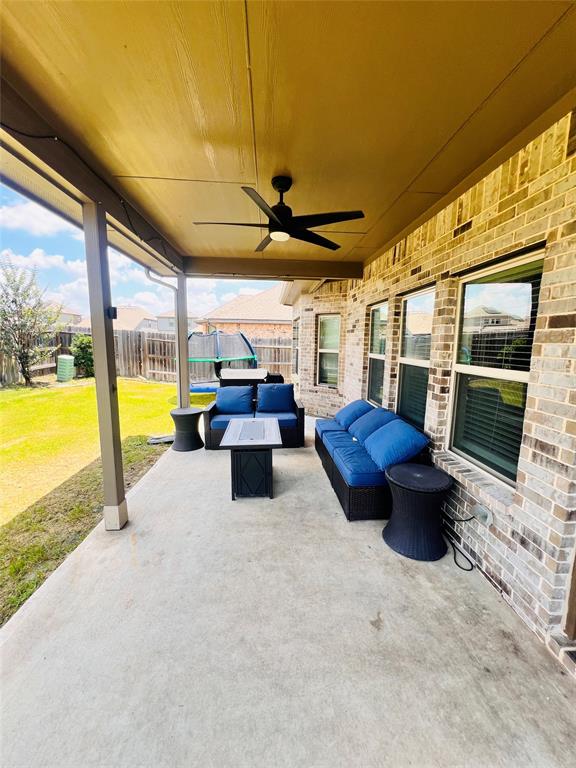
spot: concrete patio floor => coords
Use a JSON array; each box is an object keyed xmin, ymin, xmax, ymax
[{"xmin": 1, "ymin": 419, "xmax": 574, "ymax": 768}]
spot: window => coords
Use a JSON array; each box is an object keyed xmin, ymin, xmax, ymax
[
  {"xmin": 292, "ymin": 319, "xmax": 300, "ymax": 375},
  {"xmin": 367, "ymin": 302, "xmax": 388, "ymax": 404},
  {"xmin": 317, "ymin": 314, "xmax": 340, "ymax": 386},
  {"xmin": 451, "ymin": 257, "xmax": 543, "ymax": 483},
  {"xmin": 397, "ymin": 288, "xmax": 435, "ymax": 429}
]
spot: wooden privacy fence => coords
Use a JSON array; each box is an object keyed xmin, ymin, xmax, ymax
[{"xmin": 1, "ymin": 328, "xmax": 292, "ymax": 385}]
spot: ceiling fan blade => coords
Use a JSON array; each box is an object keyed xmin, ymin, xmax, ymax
[
  {"xmin": 194, "ymin": 222, "xmax": 265, "ymax": 228},
  {"xmin": 290, "ymin": 229, "xmax": 340, "ymax": 251},
  {"xmin": 291, "ymin": 210, "xmax": 364, "ymax": 228},
  {"xmin": 255, "ymin": 234, "xmax": 272, "ymax": 252},
  {"xmin": 241, "ymin": 186, "xmax": 282, "ymax": 225}
]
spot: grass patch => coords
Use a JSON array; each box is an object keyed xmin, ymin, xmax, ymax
[
  {"xmin": 0, "ymin": 378, "xmax": 214, "ymax": 524},
  {"xmin": 0, "ymin": 435, "xmax": 167, "ymax": 626}
]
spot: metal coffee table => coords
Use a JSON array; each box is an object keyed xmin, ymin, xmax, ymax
[{"xmin": 220, "ymin": 418, "xmax": 282, "ymax": 500}]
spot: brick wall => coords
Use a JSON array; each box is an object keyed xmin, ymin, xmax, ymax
[
  {"xmin": 198, "ymin": 321, "xmax": 292, "ymax": 338},
  {"xmin": 292, "ymin": 113, "xmax": 576, "ymax": 675}
]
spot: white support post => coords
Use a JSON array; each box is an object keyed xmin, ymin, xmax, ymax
[
  {"xmin": 83, "ymin": 201, "xmax": 128, "ymax": 530},
  {"xmin": 176, "ymin": 273, "xmax": 190, "ymax": 409}
]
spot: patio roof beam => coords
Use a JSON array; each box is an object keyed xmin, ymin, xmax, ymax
[
  {"xmin": 83, "ymin": 201, "xmax": 128, "ymax": 531},
  {"xmin": 183, "ymin": 257, "xmax": 364, "ymax": 280},
  {"xmin": 0, "ymin": 77, "xmax": 183, "ymax": 273}
]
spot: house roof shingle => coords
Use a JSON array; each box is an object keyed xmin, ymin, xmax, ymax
[{"xmin": 201, "ymin": 284, "xmax": 292, "ymax": 323}]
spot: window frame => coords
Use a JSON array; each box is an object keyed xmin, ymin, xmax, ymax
[
  {"xmin": 367, "ymin": 301, "xmax": 388, "ymax": 405},
  {"xmin": 447, "ymin": 252, "xmax": 544, "ymax": 486},
  {"xmin": 397, "ymin": 286, "xmax": 436, "ymax": 428},
  {"xmin": 316, "ymin": 313, "xmax": 341, "ymax": 387}
]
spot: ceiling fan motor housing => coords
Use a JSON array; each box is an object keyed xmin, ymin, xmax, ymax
[{"xmin": 271, "ymin": 175, "xmax": 293, "ymax": 194}]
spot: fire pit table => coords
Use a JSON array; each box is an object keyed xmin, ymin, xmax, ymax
[
  {"xmin": 220, "ymin": 417, "xmax": 282, "ymax": 500},
  {"xmin": 383, "ymin": 463, "xmax": 453, "ymax": 561}
]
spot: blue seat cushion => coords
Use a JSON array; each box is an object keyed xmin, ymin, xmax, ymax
[
  {"xmin": 364, "ymin": 419, "xmax": 429, "ymax": 471},
  {"xmin": 323, "ymin": 430, "xmax": 357, "ymax": 458},
  {"xmin": 211, "ymin": 412, "xmax": 254, "ymax": 430},
  {"xmin": 257, "ymin": 383, "xmax": 295, "ymax": 412},
  {"xmin": 255, "ymin": 411, "xmax": 297, "ymax": 429},
  {"xmin": 334, "ymin": 399, "xmax": 373, "ymax": 429},
  {"xmin": 348, "ymin": 407, "xmax": 398, "ymax": 444},
  {"xmin": 215, "ymin": 385, "xmax": 253, "ymax": 414},
  {"xmin": 315, "ymin": 418, "xmax": 346, "ymax": 438},
  {"xmin": 333, "ymin": 444, "xmax": 388, "ymax": 488}
]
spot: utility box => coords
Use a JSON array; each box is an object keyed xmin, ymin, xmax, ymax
[{"xmin": 56, "ymin": 354, "xmax": 75, "ymax": 382}]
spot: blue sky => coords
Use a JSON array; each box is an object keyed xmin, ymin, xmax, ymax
[{"xmin": 0, "ymin": 183, "xmax": 276, "ymax": 318}]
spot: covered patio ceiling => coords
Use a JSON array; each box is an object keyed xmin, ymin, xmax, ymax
[{"xmin": 1, "ymin": 1, "xmax": 575, "ymax": 279}]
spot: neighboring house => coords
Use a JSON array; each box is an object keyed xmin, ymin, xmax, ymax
[
  {"xmin": 462, "ymin": 306, "xmax": 526, "ymax": 331},
  {"xmin": 156, "ymin": 311, "xmax": 199, "ymax": 333},
  {"xmin": 47, "ymin": 303, "xmax": 82, "ymax": 327},
  {"xmin": 199, "ymin": 284, "xmax": 292, "ymax": 338},
  {"xmin": 76, "ymin": 306, "xmax": 158, "ymax": 332}
]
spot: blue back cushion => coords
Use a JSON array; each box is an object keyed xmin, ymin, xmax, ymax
[
  {"xmin": 334, "ymin": 400, "xmax": 373, "ymax": 429},
  {"xmin": 348, "ymin": 407, "xmax": 398, "ymax": 444},
  {"xmin": 257, "ymin": 383, "xmax": 295, "ymax": 412},
  {"xmin": 364, "ymin": 419, "xmax": 429, "ymax": 471},
  {"xmin": 216, "ymin": 385, "xmax": 253, "ymax": 414}
]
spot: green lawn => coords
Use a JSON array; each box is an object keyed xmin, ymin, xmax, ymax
[
  {"xmin": 0, "ymin": 435, "xmax": 167, "ymax": 625},
  {"xmin": 0, "ymin": 378, "xmax": 212, "ymax": 524},
  {"xmin": 0, "ymin": 377, "xmax": 214, "ymax": 624}
]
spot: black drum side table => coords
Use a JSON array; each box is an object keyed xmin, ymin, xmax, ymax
[
  {"xmin": 383, "ymin": 464, "xmax": 453, "ymax": 561},
  {"xmin": 170, "ymin": 407, "xmax": 205, "ymax": 451}
]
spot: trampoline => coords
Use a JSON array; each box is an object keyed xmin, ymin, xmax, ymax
[{"xmin": 188, "ymin": 330, "xmax": 258, "ymax": 381}]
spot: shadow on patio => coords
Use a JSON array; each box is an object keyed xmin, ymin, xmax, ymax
[{"xmin": 1, "ymin": 419, "xmax": 574, "ymax": 768}]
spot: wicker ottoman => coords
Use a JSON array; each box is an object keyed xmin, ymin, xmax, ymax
[{"xmin": 383, "ymin": 464, "xmax": 453, "ymax": 561}]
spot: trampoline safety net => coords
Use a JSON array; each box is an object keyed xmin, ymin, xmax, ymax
[{"xmin": 187, "ymin": 331, "xmax": 257, "ymax": 365}]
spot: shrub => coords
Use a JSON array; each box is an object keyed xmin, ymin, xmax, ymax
[{"xmin": 70, "ymin": 334, "xmax": 94, "ymax": 377}]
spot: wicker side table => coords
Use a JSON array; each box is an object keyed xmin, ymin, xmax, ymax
[
  {"xmin": 170, "ymin": 407, "xmax": 204, "ymax": 451},
  {"xmin": 383, "ymin": 464, "xmax": 453, "ymax": 561}
]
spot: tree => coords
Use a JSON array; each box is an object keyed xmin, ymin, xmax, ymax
[
  {"xmin": 0, "ymin": 264, "xmax": 61, "ymax": 386},
  {"xmin": 70, "ymin": 333, "xmax": 94, "ymax": 377}
]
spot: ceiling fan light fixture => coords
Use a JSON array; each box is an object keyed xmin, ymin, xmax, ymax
[{"xmin": 270, "ymin": 230, "xmax": 290, "ymax": 242}]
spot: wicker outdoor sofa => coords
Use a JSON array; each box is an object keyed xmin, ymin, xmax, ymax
[
  {"xmin": 204, "ymin": 383, "xmax": 305, "ymax": 450},
  {"xmin": 315, "ymin": 400, "xmax": 430, "ymax": 521}
]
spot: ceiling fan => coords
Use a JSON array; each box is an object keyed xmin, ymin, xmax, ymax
[{"xmin": 194, "ymin": 175, "xmax": 365, "ymax": 251}]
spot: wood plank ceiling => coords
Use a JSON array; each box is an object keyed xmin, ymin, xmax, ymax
[{"xmin": 1, "ymin": 0, "xmax": 575, "ymax": 270}]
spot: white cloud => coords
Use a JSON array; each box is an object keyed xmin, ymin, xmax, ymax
[
  {"xmin": 0, "ymin": 247, "xmax": 85, "ymax": 276},
  {"xmin": 1, "ymin": 242, "xmax": 260, "ymax": 320},
  {"xmin": 0, "ymin": 200, "xmax": 79, "ymax": 237},
  {"xmin": 45, "ymin": 276, "xmax": 89, "ymax": 315},
  {"xmin": 114, "ymin": 289, "xmax": 172, "ymax": 316},
  {"xmin": 219, "ymin": 286, "xmax": 261, "ymax": 304}
]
